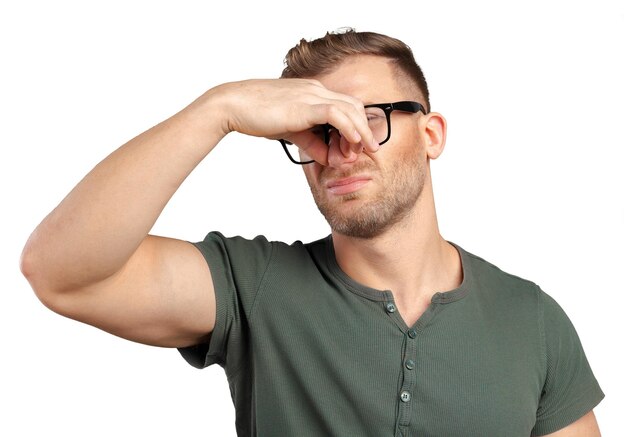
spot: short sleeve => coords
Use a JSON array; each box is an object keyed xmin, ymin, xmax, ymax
[
  {"xmin": 531, "ymin": 290, "xmax": 604, "ymax": 436},
  {"xmin": 177, "ymin": 232, "xmax": 274, "ymax": 373}
]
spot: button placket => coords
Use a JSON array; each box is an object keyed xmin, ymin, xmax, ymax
[{"xmin": 397, "ymin": 326, "xmax": 418, "ymax": 432}]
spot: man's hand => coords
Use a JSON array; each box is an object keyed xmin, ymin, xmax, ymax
[{"xmin": 196, "ymin": 78, "xmax": 379, "ymax": 165}]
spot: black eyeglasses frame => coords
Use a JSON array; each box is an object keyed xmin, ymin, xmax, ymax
[{"xmin": 279, "ymin": 100, "xmax": 426, "ymax": 165}]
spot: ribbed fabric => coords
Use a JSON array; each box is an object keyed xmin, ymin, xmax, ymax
[{"xmin": 179, "ymin": 233, "xmax": 603, "ymax": 437}]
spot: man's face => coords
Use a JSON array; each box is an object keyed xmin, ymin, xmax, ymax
[{"xmin": 303, "ymin": 55, "xmax": 428, "ymax": 239}]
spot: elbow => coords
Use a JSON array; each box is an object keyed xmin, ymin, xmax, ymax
[
  {"xmin": 20, "ymin": 238, "xmax": 63, "ymax": 313},
  {"xmin": 20, "ymin": 238, "xmax": 41, "ymax": 293},
  {"xmin": 20, "ymin": 236, "xmax": 39, "ymax": 285}
]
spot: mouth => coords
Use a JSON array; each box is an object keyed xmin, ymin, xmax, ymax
[{"xmin": 326, "ymin": 175, "xmax": 372, "ymax": 196}]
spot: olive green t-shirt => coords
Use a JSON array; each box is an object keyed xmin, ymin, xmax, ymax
[{"xmin": 179, "ymin": 233, "xmax": 603, "ymax": 437}]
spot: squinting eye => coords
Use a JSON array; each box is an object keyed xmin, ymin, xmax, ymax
[{"xmin": 365, "ymin": 108, "xmax": 386, "ymax": 121}]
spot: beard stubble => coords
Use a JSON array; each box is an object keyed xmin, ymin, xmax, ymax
[{"xmin": 308, "ymin": 152, "xmax": 426, "ymax": 239}]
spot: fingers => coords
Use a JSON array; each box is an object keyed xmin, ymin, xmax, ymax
[
  {"xmin": 328, "ymin": 136, "xmax": 358, "ymax": 168},
  {"xmin": 289, "ymin": 130, "xmax": 363, "ymax": 168},
  {"xmin": 288, "ymin": 131, "xmax": 329, "ymax": 166},
  {"xmin": 285, "ymin": 98, "xmax": 379, "ymax": 167},
  {"xmin": 282, "ymin": 88, "xmax": 381, "ymax": 166},
  {"xmin": 289, "ymin": 80, "xmax": 378, "ymax": 152},
  {"xmin": 218, "ymin": 78, "xmax": 381, "ymax": 165},
  {"xmin": 308, "ymin": 98, "xmax": 379, "ymax": 153},
  {"xmin": 337, "ymin": 131, "xmax": 361, "ymax": 161}
]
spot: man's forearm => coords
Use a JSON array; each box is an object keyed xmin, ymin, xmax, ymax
[{"xmin": 21, "ymin": 90, "xmax": 226, "ymax": 295}]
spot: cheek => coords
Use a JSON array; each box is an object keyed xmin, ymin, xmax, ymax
[
  {"xmin": 302, "ymin": 165, "xmax": 320, "ymax": 188},
  {"xmin": 390, "ymin": 140, "xmax": 426, "ymax": 180},
  {"xmin": 400, "ymin": 135, "xmax": 426, "ymax": 163},
  {"xmin": 388, "ymin": 121, "xmax": 421, "ymax": 154},
  {"xmin": 381, "ymin": 137, "xmax": 423, "ymax": 170}
]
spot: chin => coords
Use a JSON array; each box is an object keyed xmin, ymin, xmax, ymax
[{"xmin": 320, "ymin": 203, "xmax": 396, "ymax": 240}]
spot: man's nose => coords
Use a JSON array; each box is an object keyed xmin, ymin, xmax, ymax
[{"xmin": 327, "ymin": 129, "xmax": 362, "ymax": 169}]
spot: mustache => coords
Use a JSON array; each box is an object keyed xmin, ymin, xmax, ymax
[{"xmin": 319, "ymin": 160, "xmax": 378, "ymax": 184}]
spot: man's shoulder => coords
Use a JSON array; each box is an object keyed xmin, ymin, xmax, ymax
[
  {"xmin": 196, "ymin": 231, "xmax": 302, "ymax": 248},
  {"xmin": 195, "ymin": 231, "xmax": 329, "ymax": 262},
  {"xmin": 454, "ymin": 242, "xmax": 542, "ymax": 300}
]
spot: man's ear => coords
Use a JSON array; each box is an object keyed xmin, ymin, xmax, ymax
[{"xmin": 422, "ymin": 112, "xmax": 447, "ymax": 160}]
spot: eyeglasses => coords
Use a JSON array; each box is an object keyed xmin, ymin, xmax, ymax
[{"xmin": 278, "ymin": 100, "xmax": 426, "ymax": 165}]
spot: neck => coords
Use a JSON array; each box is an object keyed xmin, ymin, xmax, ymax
[{"xmin": 331, "ymin": 179, "xmax": 462, "ymax": 324}]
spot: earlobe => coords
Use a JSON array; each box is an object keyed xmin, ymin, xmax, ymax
[{"xmin": 423, "ymin": 112, "xmax": 447, "ymax": 160}]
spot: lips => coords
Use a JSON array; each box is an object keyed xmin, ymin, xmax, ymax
[{"xmin": 326, "ymin": 175, "xmax": 372, "ymax": 195}]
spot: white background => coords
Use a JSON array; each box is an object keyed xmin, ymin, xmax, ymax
[{"xmin": 1, "ymin": 0, "xmax": 624, "ymax": 435}]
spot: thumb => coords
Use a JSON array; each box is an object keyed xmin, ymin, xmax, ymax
[{"xmin": 287, "ymin": 131, "xmax": 329, "ymax": 166}]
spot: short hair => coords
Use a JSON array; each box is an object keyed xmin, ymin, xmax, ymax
[{"xmin": 281, "ymin": 28, "xmax": 430, "ymax": 112}]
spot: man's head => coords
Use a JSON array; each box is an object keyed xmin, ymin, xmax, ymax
[
  {"xmin": 281, "ymin": 29, "xmax": 430, "ymax": 113},
  {"xmin": 281, "ymin": 30, "xmax": 446, "ymax": 239}
]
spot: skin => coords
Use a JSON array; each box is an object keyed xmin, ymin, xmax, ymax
[
  {"xmin": 303, "ymin": 56, "xmax": 457, "ymax": 326},
  {"xmin": 20, "ymin": 53, "xmax": 600, "ymax": 436}
]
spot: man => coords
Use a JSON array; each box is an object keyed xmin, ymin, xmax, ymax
[{"xmin": 21, "ymin": 29, "xmax": 603, "ymax": 436}]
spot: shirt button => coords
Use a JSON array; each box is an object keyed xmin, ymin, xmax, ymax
[
  {"xmin": 400, "ymin": 391, "xmax": 412, "ymax": 402},
  {"xmin": 407, "ymin": 329, "xmax": 417, "ymax": 338},
  {"xmin": 385, "ymin": 302, "xmax": 396, "ymax": 313},
  {"xmin": 405, "ymin": 359, "xmax": 415, "ymax": 370}
]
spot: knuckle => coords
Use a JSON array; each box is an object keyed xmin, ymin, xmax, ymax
[{"xmin": 325, "ymin": 104, "xmax": 341, "ymax": 120}]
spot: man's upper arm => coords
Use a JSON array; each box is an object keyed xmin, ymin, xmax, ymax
[
  {"xmin": 46, "ymin": 235, "xmax": 216, "ymax": 348},
  {"xmin": 532, "ymin": 289, "xmax": 604, "ymax": 435},
  {"xmin": 537, "ymin": 410, "xmax": 601, "ymax": 437}
]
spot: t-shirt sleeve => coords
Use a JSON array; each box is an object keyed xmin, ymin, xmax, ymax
[
  {"xmin": 531, "ymin": 289, "xmax": 604, "ymax": 436},
  {"xmin": 177, "ymin": 232, "xmax": 274, "ymax": 371}
]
